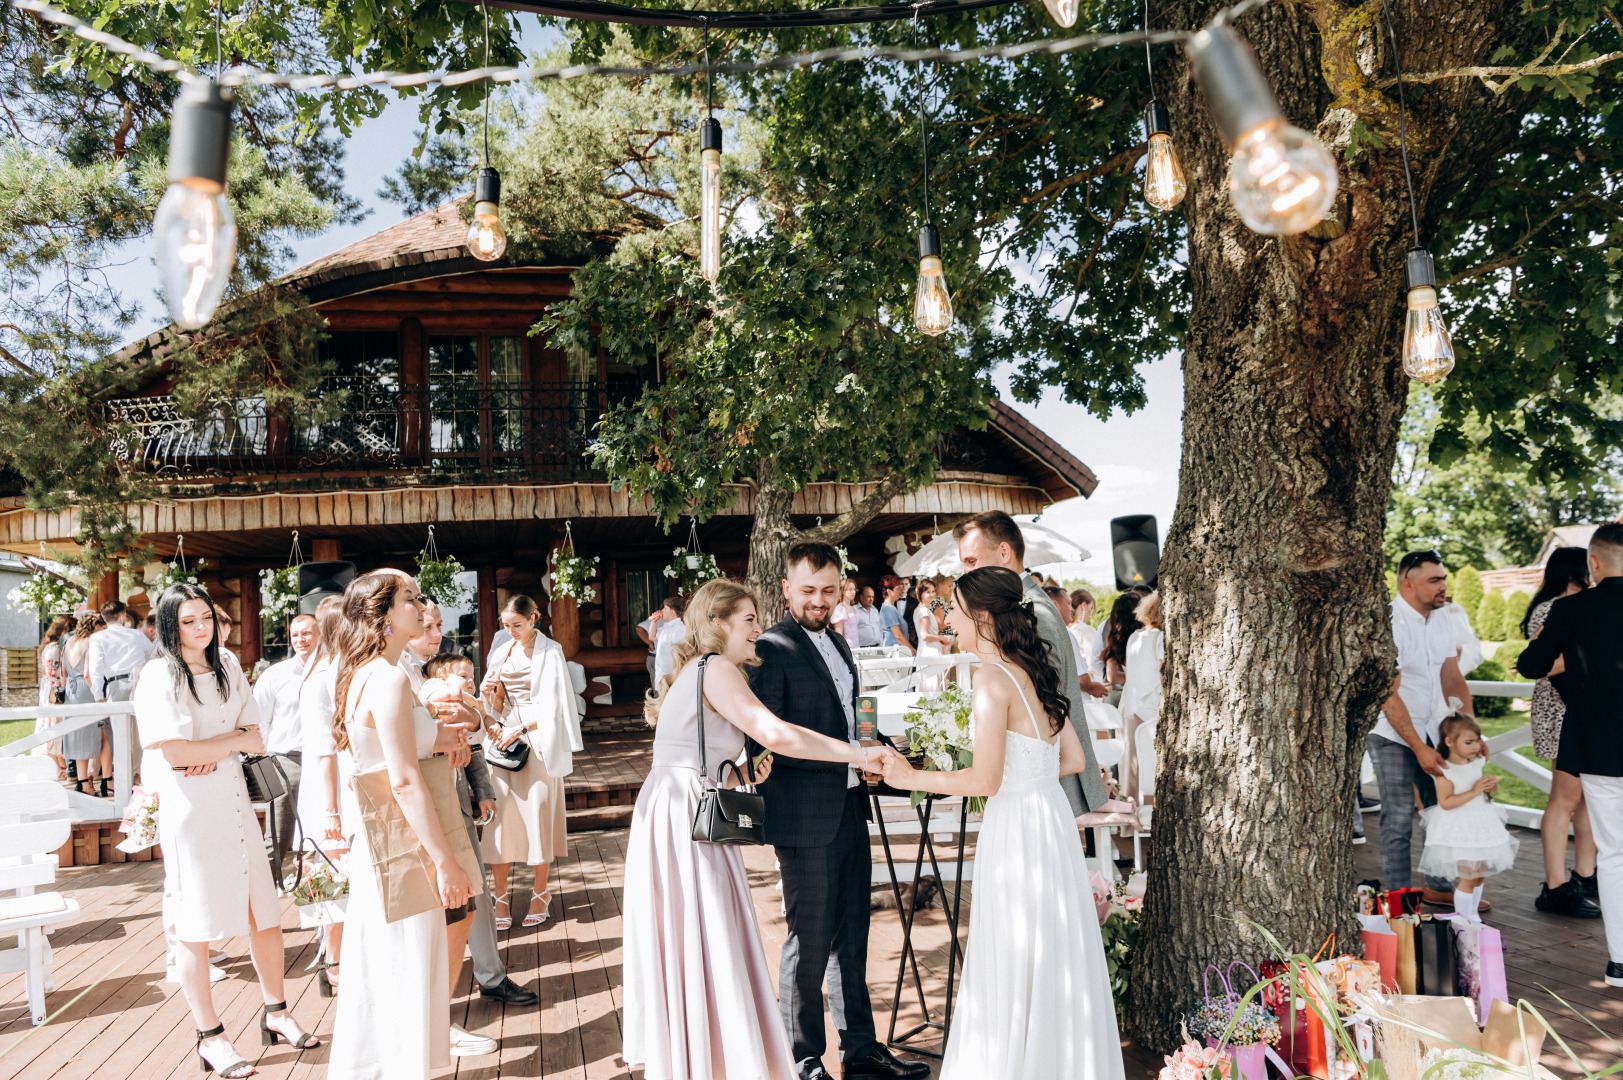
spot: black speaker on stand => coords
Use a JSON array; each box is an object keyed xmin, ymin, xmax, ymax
[
  {"xmin": 297, "ymin": 561, "xmax": 356, "ymax": 614},
  {"xmin": 1110, "ymin": 515, "xmax": 1160, "ymax": 591}
]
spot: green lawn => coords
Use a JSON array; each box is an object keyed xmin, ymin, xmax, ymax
[
  {"xmin": 0, "ymin": 718, "xmax": 37, "ymax": 749},
  {"xmin": 1476, "ymin": 709, "xmax": 1550, "ymax": 812}
]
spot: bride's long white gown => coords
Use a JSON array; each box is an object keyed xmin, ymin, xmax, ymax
[{"xmin": 940, "ymin": 663, "xmax": 1126, "ymax": 1080}]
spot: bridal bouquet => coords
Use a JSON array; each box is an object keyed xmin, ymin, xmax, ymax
[
  {"xmin": 901, "ymin": 684, "xmax": 984, "ymax": 813},
  {"xmin": 290, "ymin": 851, "xmax": 350, "ymax": 926}
]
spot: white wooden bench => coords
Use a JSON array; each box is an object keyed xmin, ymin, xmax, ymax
[{"xmin": 0, "ymin": 758, "xmax": 82, "ymax": 1024}]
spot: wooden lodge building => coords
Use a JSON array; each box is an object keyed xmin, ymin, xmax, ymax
[{"xmin": 0, "ymin": 200, "xmax": 1098, "ymax": 715}]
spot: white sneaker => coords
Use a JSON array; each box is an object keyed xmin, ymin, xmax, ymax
[
  {"xmin": 208, "ymin": 948, "xmax": 227, "ymax": 962},
  {"xmin": 449, "ymin": 1023, "xmax": 498, "ymax": 1057},
  {"xmin": 166, "ymin": 964, "xmax": 227, "ymax": 984}
]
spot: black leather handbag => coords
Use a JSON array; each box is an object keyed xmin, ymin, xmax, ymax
[
  {"xmin": 241, "ymin": 753, "xmax": 289, "ymax": 804},
  {"xmin": 483, "ymin": 728, "xmax": 531, "ymax": 772},
  {"xmin": 689, "ymin": 655, "xmax": 766, "ymax": 846}
]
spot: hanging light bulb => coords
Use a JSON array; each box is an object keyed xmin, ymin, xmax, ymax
[
  {"xmin": 466, "ymin": 166, "xmax": 507, "ymax": 262},
  {"xmin": 914, "ymin": 224, "xmax": 954, "ymax": 336},
  {"xmin": 1042, "ymin": 0, "xmax": 1079, "ymax": 28},
  {"xmin": 1401, "ymin": 248, "xmax": 1454, "ymax": 383},
  {"xmin": 699, "ymin": 118, "xmax": 722, "ymax": 282},
  {"xmin": 154, "ymin": 79, "xmax": 236, "ymax": 330},
  {"xmin": 1142, "ymin": 101, "xmax": 1186, "ymax": 211},
  {"xmin": 1186, "ymin": 25, "xmax": 1338, "ymax": 236}
]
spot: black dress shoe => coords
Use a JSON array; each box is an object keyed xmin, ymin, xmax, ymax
[
  {"xmin": 1607, "ymin": 961, "xmax": 1623, "ymax": 988},
  {"xmin": 478, "ymin": 977, "xmax": 539, "ymax": 1006},
  {"xmin": 801, "ymin": 1067, "xmax": 833, "ymax": 1080},
  {"xmin": 843, "ymin": 1046, "xmax": 931, "ymax": 1079},
  {"xmin": 1535, "ymin": 879, "xmax": 1602, "ymax": 919}
]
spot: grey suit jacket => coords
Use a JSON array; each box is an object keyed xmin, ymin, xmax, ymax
[{"xmin": 1025, "ymin": 572, "xmax": 1108, "ymax": 813}]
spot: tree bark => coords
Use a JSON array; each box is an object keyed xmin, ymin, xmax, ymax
[{"xmin": 1128, "ymin": 0, "xmax": 1533, "ymax": 1049}]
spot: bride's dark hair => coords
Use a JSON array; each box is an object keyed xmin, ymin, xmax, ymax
[{"xmin": 953, "ymin": 567, "xmax": 1067, "ymax": 734}]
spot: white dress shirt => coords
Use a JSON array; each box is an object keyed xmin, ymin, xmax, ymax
[
  {"xmin": 252, "ymin": 654, "xmax": 307, "ymax": 756},
  {"xmin": 653, "ymin": 619, "xmax": 686, "ymax": 682},
  {"xmin": 1372, "ymin": 598, "xmax": 1459, "ymax": 748},
  {"xmin": 805, "ymin": 627, "xmax": 860, "ymax": 787},
  {"xmin": 1070, "ymin": 621, "xmax": 1105, "ymax": 682},
  {"xmin": 85, "ymin": 624, "xmax": 155, "ymax": 691}
]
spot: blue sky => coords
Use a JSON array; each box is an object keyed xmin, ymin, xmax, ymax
[{"xmin": 105, "ymin": 27, "xmax": 1184, "ymax": 584}]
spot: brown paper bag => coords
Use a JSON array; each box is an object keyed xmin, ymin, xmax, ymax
[
  {"xmin": 1388, "ymin": 916, "xmax": 1418, "ymax": 995},
  {"xmin": 353, "ymin": 755, "xmax": 487, "ymax": 924}
]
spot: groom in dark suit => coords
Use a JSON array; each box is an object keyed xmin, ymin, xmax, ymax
[{"xmin": 749, "ymin": 542, "xmax": 930, "ymax": 1080}]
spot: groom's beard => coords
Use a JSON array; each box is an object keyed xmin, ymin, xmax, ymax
[{"xmin": 791, "ymin": 601, "xmax": 832, "ymax": 633}]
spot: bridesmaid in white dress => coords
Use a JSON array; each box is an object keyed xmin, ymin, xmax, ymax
[
  {"xmin": 877, "ymin": 566, "xmax": 1124, "ymax": 1080},
  {"xmin": 327, "ymin": 570, "xmax": 475, "ymax": 1080},
  {"xmin": 621, "ymin": 578, "xmax": 886, "ymax": 1080},
  {"xmin": 133, "ymin": 584, "xmax": 319, "ymax": 1078},
  {"xmin": 911, "ymin": 580, "xmax": 952, "ymax": 692}
]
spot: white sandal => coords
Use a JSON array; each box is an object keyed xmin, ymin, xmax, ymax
[
  {"xmin": 494, "ymin": 895, "xmax": 512, "ymax": 931},
  {"xmin": 521, "ymin": 890, "xmax": 551, "ymax": 928}
]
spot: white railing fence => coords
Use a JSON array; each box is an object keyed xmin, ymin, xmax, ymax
[
  {"xmin": 0, "ymin": 703, "xmax": 135, "ymax": 823},
  {"xmin": 1462, "ymin": 679, "xmax": 1547, "ymax": 829}
]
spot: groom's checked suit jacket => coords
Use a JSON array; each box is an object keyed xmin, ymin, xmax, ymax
[{"xmin": 747, "ymin": 614, "xmax": 872, "ymax": 848}]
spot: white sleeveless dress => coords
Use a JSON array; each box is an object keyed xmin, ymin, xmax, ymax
[
  {"xmin": 328, "ymin": 660, "xmax": 451, "ymax": 1080},
  {"xmin": 940, "ymin": 663, "xmax": 1125, "ymax": 1080}
]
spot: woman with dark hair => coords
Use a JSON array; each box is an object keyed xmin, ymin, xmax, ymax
[
  {"xmin": 1099, "ymin": 592, "xmax": 1143, "ymax": 706},
  {"xmin": 479, "ymin": 593, "xmax": 582, "ymax": 929},
  {"xmin": 132, "ymin": 584, "xmax": 318, "ymax": 1078},
  {"xmin": 328, "ymin": 570, "xmax": 473, "ymax": 1080},
  {"xmin": 1524, "ymin": 546, "xmax": 1600, "ymax": 917},
  {"xmin": 877, "ymin": 567, "xmax": 1123, "ymax": 1080}
]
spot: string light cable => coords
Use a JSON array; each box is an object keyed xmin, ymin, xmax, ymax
[{"xmin": 1379, "ymin": 0, "xmax": 1454, "ymax": 384}]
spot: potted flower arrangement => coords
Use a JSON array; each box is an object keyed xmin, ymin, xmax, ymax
[
  {"xmin": 899, "ymin": 684, "xmax": 983, "ymax": 813},
  {"xmin": 260, "ymin": 566, "xmax": 300, "ymax": 621},
  {"xmin": 8, "ymin": 570, "xmax": 84, "ymax": 616},
  {"xmin": 662, "ymin": 548, "xmax": 720, "ymax": 594},
  {"xmin": 1185, "ymin": 996, "xmax": 1280, "ymax": 1080},
  {"xmin": 551, "ymin": 549, "xmax": 599, "ymax": 603}
]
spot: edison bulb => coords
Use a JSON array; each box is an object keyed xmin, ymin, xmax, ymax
[
  {"xmin": 154, "ymin": 180, "xmax": 236, "ymax": 330},
  {"xmin": 1143, "ymin": 132, "xmax": 1187, "ymax": 211},
  {"xmin": 1402, "ymin": 286, "xmax": 1455, "ymax": 383},
  {"xmin": 466, "ymin": 200, "xmax": 507, "ymax": 262},
  {"xmin": 1042, "ymin": 0, "xmax": 1079, "ymax": 28},
  {"xmin": 700, "ymin": 146, "xmax": 722, "ymax": 282},
  {"xmin": 1227, "ymin": 119, "xmax": 1338, "ymax": 236},
  {"xmin": 914, "ymin": 255, "xmax": 954, "ymax": 336}
]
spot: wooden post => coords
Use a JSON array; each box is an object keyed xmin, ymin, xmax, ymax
[
  {"xmin": 547, "ymin": 536, "xmax": 579, "ymax": 657},
  {"xmin": 312, "ymin": 539, "xmax": 341, "ymax": 562},
  {"xmin": 239, "ymin": 573, "xmax": 262, "ymax": 669},
  {"xmin": 400, "ymin": 317, "xmax": 427, "ymax": 463},
  {"xmin": 603, "ymin": 559, "xmax": 620, "ymax": 647},
  {"xmin": 91, "ymin": 565, "xmax": 118, "ymax": 611},
  {"xmin": 477, "ymin": 564, "xmax": 498, "ymax": 668}
]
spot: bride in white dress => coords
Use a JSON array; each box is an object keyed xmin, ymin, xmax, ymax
[
  {"xmin": 878, "ymin": 566, "xmax": 1124, "ymax": 1080},
  {"xmin": 327, "ymin": 569, "xmax": 475, "ymax": 1080}
]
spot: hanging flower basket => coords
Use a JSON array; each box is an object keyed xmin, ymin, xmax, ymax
[
  {"xmin": 551, "ymin": 550, "xmax": 599, "ymax": 604},
  {"xmin": 836, "ymin": 545, "xmax": 858, "ymax": 574},
  {"xmin": 415, "ymin": 525, "xmax": 473, "ymax": 607},
  {"xmin": 147, "ymin": 558, "xmax": 205, "ymax": 596},
  {"xmin": 260, "ymin": 566, "xmax": 300, "ymax": 621},
  {"xmin": 7, "ymin": 570, "xmax": 85, "ymax": 617},
  {"xmin": 663, "ymin": 548, "xmax": 721, "ymax": 594}
]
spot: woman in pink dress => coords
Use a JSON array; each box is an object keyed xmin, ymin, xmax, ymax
[
  {"xmin": 831, "ymin": 579, "xmax": 862, "ymax": 647},
  {"xmin": 621, "ymin": 578, "xmax": 884, "ymax": 1080}
]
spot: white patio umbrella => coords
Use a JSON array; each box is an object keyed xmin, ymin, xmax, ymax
[{"xmin": 892, "ymin": 519, "xmax": 1090, "ymax": 577}]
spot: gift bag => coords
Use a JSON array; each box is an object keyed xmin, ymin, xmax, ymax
[
  {"xmin": 1356, "ymin": 879, "xmax": 1383, "ymax": 916},
  {"xmin": 1414, "ymin": 916, "xmax": 1459, "ymax": 996},
  {"xmin": 115, "ymin": 786, "xmax": 159, "ymax": 853},
  {"xmin": 1388, "ymin": 916, "xmax": 1418, "ymax": 995},
  {"xmin": 1358, "ymin": 913, "xmax": 1399, "ymax": 993},
  {"xmin": 1382, "ymin": 887, "xmax": 1423, "ymax": 917},
  {"xmin": 1445, "ymin": 916, "xmax": 1509, "ymax": 1018}
]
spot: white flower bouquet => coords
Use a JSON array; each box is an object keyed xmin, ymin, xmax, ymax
[
  {"xmin": 901, "ymin": 683, "xmax": 984, "ymax": 813},
  {"xmin": 551, "ymin": 549, "xmax": 599, "ymax": 603}
]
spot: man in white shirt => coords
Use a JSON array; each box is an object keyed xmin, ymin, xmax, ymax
[
  {"xmin": 1369, "ymin": 550, "xmax": 1479, "ymax": 908},
  {"xmin": 85, "ymin": 599, "xmax": 156, "ymax": 791},
  {"xmin": 252, "ymin": 613, "xmax": 317, "ymax": 881},
  {"xmin": 651, "ymin": 596, "xmax": 688, "ymax": 686},
  {"xmin": 636, "ymin": 611, "xmax": 659, "ymax": 687}
]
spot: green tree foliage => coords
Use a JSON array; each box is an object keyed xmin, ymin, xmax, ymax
[
  {"xmin": 1475, "ymin": 589, "xmax": 1508, "ymax": 642},
  {"xmin": 1464, "ymin": 657, "xmax": 1511, "ymax": 718},
  {"xmin": 1453, "ymin": 566, "xmax": 1485, "ymax": 629},
  {"xmin": 1387, "ymin": 387, "xmax": 1623, "ymax": 571},
  {"xmin": 1504, "ymin": 590, "xmax": 1533, "ymax": 641}
]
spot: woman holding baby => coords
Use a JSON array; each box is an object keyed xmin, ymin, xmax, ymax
[{"xmin": 479, "ymin": 594, "xmax": 582, "ymax": 930}]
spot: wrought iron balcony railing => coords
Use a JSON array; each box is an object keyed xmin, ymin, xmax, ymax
[{"xmin": 107, "ymin": 378, "xmax": 640, "ymax": 480}]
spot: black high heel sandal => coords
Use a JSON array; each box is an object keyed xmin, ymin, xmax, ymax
[
  {"xmin": 196, "ymin": 1025, "xmax": 254, "ymax": 1077},
  {"xmin": 316, "ymin": 963, "xmax": 338, "ymax": 999},
  {"xmin": 260, "ymin": 1002, "xmax": 319, "ymax": 1049}
]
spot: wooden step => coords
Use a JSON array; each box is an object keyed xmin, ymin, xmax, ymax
[
  {"xmin": 567, "ymin": 804, "xmax": 635, "ymax": 831},
  {"xmin": 584, "ymin": 700, "xmax": 647, "ymax": 719}
]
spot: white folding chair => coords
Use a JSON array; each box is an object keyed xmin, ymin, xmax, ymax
[
  {"xmin": 1132, "ymin": 722, "xmax": 1157, "ymax": 871},
  {"xmin": 0, "ymin": 757, "xmax": 81, "ymax": 1024}
]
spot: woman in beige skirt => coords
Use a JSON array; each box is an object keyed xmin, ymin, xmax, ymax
[{"xmin": 480, "ymin": 594, "xmax": 582, "ymax": 929}]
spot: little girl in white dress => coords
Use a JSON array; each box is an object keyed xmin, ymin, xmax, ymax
[{"xmin": 1419, "ymin": 714, "xmax": 1519, "ymax": 920}]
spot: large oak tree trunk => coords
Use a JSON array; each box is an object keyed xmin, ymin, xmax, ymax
[{"xmin": 1128, "ymin": 0, "xmax": 1532, "ymax": 1048}]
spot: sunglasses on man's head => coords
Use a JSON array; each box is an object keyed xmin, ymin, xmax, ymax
[{"xmin": 1398, "ymin": 550, "xmax": 1444, "ymax": 574}]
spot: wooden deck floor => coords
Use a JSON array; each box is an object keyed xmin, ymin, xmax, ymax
[{"xmin": 0, "ymin": 816, "xmax": 1614, "ymax": 1078}]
